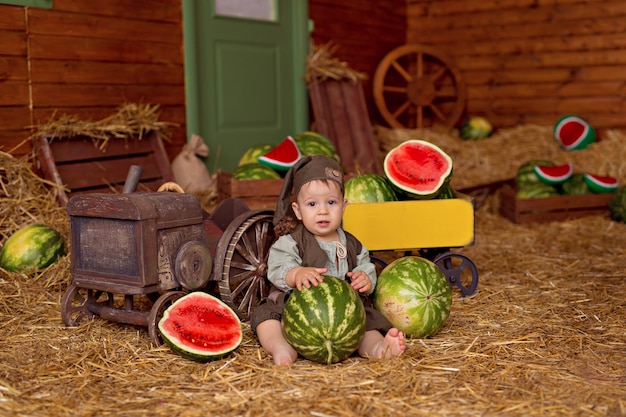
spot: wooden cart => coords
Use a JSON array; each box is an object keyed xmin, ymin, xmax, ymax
[
  {"xmin": 343, "ymin": 192, "xmax": 479, "ymax": 297},
  {"xmin": 60, "ymin": 169, "xmax": 276, "ymax": 346}
]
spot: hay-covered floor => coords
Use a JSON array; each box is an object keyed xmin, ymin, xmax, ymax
[{"xmin": 1, "ymin": 126, "xmax": 625, "ymax": 416}]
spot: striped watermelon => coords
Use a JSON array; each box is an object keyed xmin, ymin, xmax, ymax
[
  {"xmin": 293, "ymin": 131, "xmax": 340, "ymax": 162},
  {"xmin": 374, "ymin": 256, "xmax": 452, "ymax": 338},
  {"xmin": 232, "ymin": 163, "xmax": 280, "ymax": 180},
  {"xmin": 344, "ymin": 174, "xmax": 398, "ymax": 203},
  {"xmin": 0, "ymin": 224, "xmax": 65, "ymax": 272},
  {"xmin": 158, "ymin": 292, "xmax": 242, "ymax": 362},
  {"xmin": 459, "ymin": 116, "xmax": 493, "ymax": 140},
  {"xmin": 516, "ymin": 183, "xmax": 559, "ymax": 199},
  {"xmin": 609, "ymin": 186, "xmax": 626, "ymax": 223},
  {"xmin": 281, "ymin": 276, "xmax": 366, "ymax": 365},
  {"xmin": 238, "ymin": 143, "xmax": 273, "ymax": 166},
  {"xmin": 515, "ymin": 159, "xmax": 555, "ymax": 188},
  {"xmin": 561, "ymin": 173, "xmax": 592, "ymax": 195}
]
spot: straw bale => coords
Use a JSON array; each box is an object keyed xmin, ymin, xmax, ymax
[
  {"xmin": 305, "ymin": 41, "xmax": 368, "ymax": 84},
  {"xmin": 1, "ymin": 126, "xmax": 625, "ymax": 416}
]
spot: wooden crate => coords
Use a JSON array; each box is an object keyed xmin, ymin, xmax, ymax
[
  {"xmin": 217, "ymin": 172, "xmax": 283, "ymax": 211},
  {"xmin": 499, "ymin": 184, "xmax": 614, "ymax": 224}
]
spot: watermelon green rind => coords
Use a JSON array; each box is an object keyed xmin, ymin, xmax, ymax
[
  {"xmin": 282, "ymin": 276, "xmax": 366, "ymax": 365},
  {"xmin": 459, "ymin": 117, "xmax": 493, "ymax": 140},
  {"xmin": 533, "ymin": 162, "xmax": 574, "ymax": 185},
  {"xmin": 158, "ymin": 292, "xmax": 243, "ymax": 362},
  {"xmin": 583, "ymin": 173, "xmax": 619, "ymax": 193},
  {"xmin": 516, "ymin": 160, "xmax": 555, "ymax": 188},
  {"xmin": 345, "ymin": 174, "xmax": 398, "ymax": 203},
  {"xmin": 374, "ymin": 256, "xmax": 452, "ymax": 338},
  {"xmin": 232, "ymin": 163, "xmax": 281, "ymax": 180},
  {"xmin": 238, "ymin": 143, "xmax": 273, "ymax": 166},
  {"xmin": 554, "ymin": 115, "xmax": 596, "ymax": 151},
  {"xmin": 258, "ymin": 136, "xmax": 302, "ymax": 171},
  {"xmin": 609, "ymin": 186, "xmax": 626, "ymax": 223},
  {"xmin": 383, "ymin": 140, "xmax": 453, "ymax": 200},
  {"xmin": 561, "ymin": 173, "xmax": 592, "ymax": 195},
  {"xmin": 0, "ymin": 224, "xmax": 65, "ymax": 272},
  {"xmin": 516, "ymin": 183, "xmax": 559, "ymax": 199}
]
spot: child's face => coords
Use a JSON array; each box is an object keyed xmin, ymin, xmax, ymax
[{"xmin": 292, "ymin": 179, "xmax": 346, "ymax": 242}]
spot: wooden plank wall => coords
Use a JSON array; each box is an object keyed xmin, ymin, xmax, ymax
[
  {"xmin": 309, "ymin": 0, "xmax": 407, "ymax": 127},
  {"xmin": 407, "ymin": 0, "xmax": 626, "ymax": 131},
  {"xmin": 0, "ymin": 0, "xmax": 186, "ymax": 159}
]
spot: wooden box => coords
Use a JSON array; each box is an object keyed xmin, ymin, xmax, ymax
[
  {"xmin": 499, "ymin": 185, "xmax": 614, "ymax": 224},
  {"xmin": 217, "ymin": 172, "xmax": 283, "ymax": 210}
]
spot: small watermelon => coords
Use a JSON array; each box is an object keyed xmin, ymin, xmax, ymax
[
  {"xmin": 459, "ymin": 116, "xmax": 493, "ymax": 140},
  {"xmin": 232, "ymin": 163, "xmax": 280, "ymax": 180},
  {"xmin": 561, "ymin": 173, "xmax": 592, "ymax": 195},
  {"xmin": 0, "ymin": 224, "xmax": 65, "ymax": 272},
  {"xmin": 158, "ymin": 292, "xmax": 243, "ymax": 362},
  {"xmin": 533, "ymin": 162, "xmax": 574, "ymax": 186},
  {"xmin": 554, "ymin": 115, "xmax": 596, "ymax": 151},
  {"xmin": 281, "ymin": 276, "xmax": 366, "ymax": 365},
  {"xmin": 609, "ymin": 186, "xmax": 626, "ymax": 223},
  {"xmin": 383, "ymin": 140, "xmax": 453, "ymax": 199},
  {"xmin": 293, "ymin": 131, "xmax": 339, "ymax": 161},
  {"xmin": 516, "ymin": 160, "xmax": 555, "ymax": 188},
  {"xmin": 238, "ymin": 143, "xmax": 273, "ymax": 166},
  {"xmin": 258, "ymin": 136, "xmax": 302, "ymax": 171},
  {"xmin": 374, "ymin": 256, "xmax": 452, "ymax": 338},
  {"xmin": 583, "ymin": 173, "xmax": 619, "ymax": 193},
  {"xmin": 344, "ymin": 174, "xmax": 398, "ymax": 203},
  {"xmin": 516, "ymin": 183, "xmax": 559, "ymax": 199}
]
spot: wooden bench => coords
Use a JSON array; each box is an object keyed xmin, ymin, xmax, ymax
[{"xmin": 32, "ymin": 130, "xmax": 173, "ymax": 206}]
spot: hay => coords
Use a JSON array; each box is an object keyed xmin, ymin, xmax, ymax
[
  {"xmin": 305, "ymin": 41, "xmax": 368, "ymax": 84},
  {"xmin": 1, "ymin": 126, "xmax": 626, "ymax": 416},
  {"xmin": 30, "ymin": 103, "xmax": 177, "ymax": 151}
]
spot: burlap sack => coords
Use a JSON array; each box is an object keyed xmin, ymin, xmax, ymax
[{"xmin": 171, "ymin": 134, "xmax": 213, "ymax": 193}]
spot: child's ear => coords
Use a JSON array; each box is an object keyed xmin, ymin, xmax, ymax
[{"xmin": 291, "ymin": 201, "xmax": 302, "ymax": 220}]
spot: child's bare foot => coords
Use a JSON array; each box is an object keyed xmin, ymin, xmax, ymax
[
  {"xmin": 378, "ymin": 328, "xmax": 406, "ymax": 358},
  {"xmin": 271, "ymin": 345, "xmax": 298, "ymax": 366}
]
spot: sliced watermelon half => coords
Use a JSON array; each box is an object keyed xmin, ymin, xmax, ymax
[
  {"xmin": 533, "ymin": 162, "xmax": 574, "ymax": 185},
  {"xmin": 258, "ymin": 136, "xmax": 302, "ymax": 171},
  {"xmin": 583, "ymin": 173, "xmax": 619, "ymax": 193},
  {"xmin": 554, "ymin": 115, "xmax": 596, "ymax": 151}
]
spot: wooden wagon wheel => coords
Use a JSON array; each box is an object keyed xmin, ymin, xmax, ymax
[
  {"xmin": 60, "ymin": 284, "xmax": 114, "ymax": 326},
  {"xmin": 214, "ymin": 211, "xmax": 275, "ymax": 321},
  {"xmin": 433, "ymin": 252, "xmax": 479, "ymax": 297},
  {"xmin": 373, "ymin": 44, "xmax": 466, "ymax": 129},
  {"xmin": 147, "ymin": 290, "xmax": 186, "ymax": 346}
]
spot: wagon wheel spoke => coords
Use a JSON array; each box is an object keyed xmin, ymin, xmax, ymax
[
  {"xmin": 219, "ymin": 213, "xmax": 275, "ymax": 321},
  {"xmin": 433, "ymin": 252, "xmax": 479, "ymax": 297},
  {"xmin": 374, "ymin": 44, "xmax": 466, "ymax": 129},
  {"xmin": 61, "ymin": 285, "xmax": 114, "ymax": 327},
  {"xmin": 147, "ymin": 291, "xmax": 185, "ymax": 346}
]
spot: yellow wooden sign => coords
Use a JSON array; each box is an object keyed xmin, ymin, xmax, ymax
[{"xmin": 343, "ymin": 194, "xmax": 475, "ymax": 251}]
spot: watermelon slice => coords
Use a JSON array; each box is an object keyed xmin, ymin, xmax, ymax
[
  {"xmin": 554, "ymin": 115, "xmax": 596, "ymax": 151},
  {"xmin": 533, "ymin": 162, "xmax": 573, "ymax": 185},
  {"xmin": 258, "ymin": 136, "xmax": 301, "ymax": 171},
  {"xmin": 583, "ymin": 173, "xmax": 619, "ymax": 193}
]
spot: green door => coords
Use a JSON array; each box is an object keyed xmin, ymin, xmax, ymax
[{"xmin": 183, "ymin": 0, "xmax": 309, "ymax": 172}]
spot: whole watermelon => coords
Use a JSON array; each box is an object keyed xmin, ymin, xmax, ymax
[
  {"xmin": 282, "ymin": 275, "xmax": 366, "ymax": 365},
  {"xmin": 0, "ymin": 224, "xmax": 65, "ymax": 272},
  {"xmin": 516, "ymin": 183, "xmax": 559, "ymax": 199},
  {"xmin": 238, "ymin": 143, "xmax": 273, "ymax": 166},
  {"xmin": 609, "ymin": 185, "xmax": 626, "ymax": 223},
  {"xmin": 293, "ymin": 131, "xmax": 340, "ymax": 162},
  {"xmin": 232, "ymin": 163, "xmax": 280, "ymax": 180},
  {"xmin": 459, "ymin": 116, "xmax": 493, "ymax": 140},
  {"xmin": 374, "ymin": 256, "xmax": 452, "ymax": 338},
  {"xmin": 344, "ymin": 174, "xmax": 398, "ymax": 203},
  {"xmin": 561, "ymin": 173, "xmax": 591, "ymax": 195}
]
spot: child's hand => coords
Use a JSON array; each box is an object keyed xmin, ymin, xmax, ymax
[
  {"xmin": 290, "ymin": 267, "xmax": 327, "ymax": 291},
  {"xmin": 346, "ymin": 270, "xmax": 373, "ymax": 294}
]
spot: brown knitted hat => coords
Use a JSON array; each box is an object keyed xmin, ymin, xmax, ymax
[{"xmin": 273, "ymin": 155, "xmax": 344, "ymax": 225}]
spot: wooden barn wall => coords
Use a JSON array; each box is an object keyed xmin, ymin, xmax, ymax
[
  {"xmin": 408, "ymin": 0, "xmax": 626, "ymax": 131},
  {"xmin": 0, "ymin": 0, "xmax": 186, "ymax": 159},
  {"xmin": 308, "ymin": 0, "xmax": 407, "ymax": 127}
]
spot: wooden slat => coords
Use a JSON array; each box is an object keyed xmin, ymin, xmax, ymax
[
  {"xmin": 48, "ymin": 0, "xmax": 182, "ymax": 23},
  {"xmin": 0, "ymin": 29, "xmax": 26, "ymax": 55},
  {"xmin": 30, "ymin": 84, "xmax": 184, "ymax": 107},
  {"xmin": 0, "ymin": 7, "xmax": 26, "ymax": 30}
]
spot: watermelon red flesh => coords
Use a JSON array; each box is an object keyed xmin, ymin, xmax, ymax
[
  {"xmin": 158, "ymin": 292, "xmax": 242, "ymax": 362},
  {"xmin": 374, "ymin": 256, "xmax": 452, "ymax": 338},
  {"xmin": 583, "ymin": 173, "xmax": 619, "ymax": 193},
  {"xmin": 383, "ymin": 140, "xmax": 453, "ymax": 199},
  {"xmin": 533, "ymin": 163, "xmax": 573, "ymax": 185},
  {"xmin": 258, "ymin": 136, "xmax": 302, "ymax": 170},
  {"xmin": 281, "ymin": 275, "xmax": 366, "ymax": 365},
  {"xmin": 554, "ymin": 116, "xmax": 596, "ymax": 150}
]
